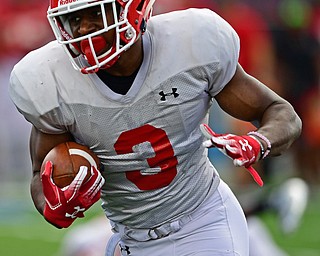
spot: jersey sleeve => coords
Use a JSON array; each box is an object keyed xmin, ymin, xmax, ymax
[
  {"xmin": 207, "ymin": 11, "xmax": 240, "ymax": 96},
  {"xmin": 9, "ymin": 58, "xmax": 69, "ymax": 134}
]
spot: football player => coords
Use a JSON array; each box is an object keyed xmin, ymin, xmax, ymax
[{"xmin": 9, "ymin": 0, "xmax": 302, "ymax": 255}]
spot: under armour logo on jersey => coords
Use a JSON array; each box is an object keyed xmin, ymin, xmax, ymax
[
  {"xmin": 159, "ymin": 88, "xmax": 179, "ymax": 101},
  {"xmin": 65, "ymin": 206, "xmax": 85, "ymax": 219},
  {"xmin": 120, "ymin": 245, "xmax": 131, "ymax": 255},
  {"xmin": 239, "ymin": 139, "xmax": 252, "ymax": 151}
]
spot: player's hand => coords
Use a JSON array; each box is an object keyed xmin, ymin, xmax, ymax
[
  {"xmin": 41, "ymin": 161, "xmax": 105, "ymax": 228},
  {"xmin": 200, "ymin": 124, "xmax": 263, "ymax": 186}
]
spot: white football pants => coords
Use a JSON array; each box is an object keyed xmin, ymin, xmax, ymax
[{"xmin": 106, "ymin": 180, "xmax": 249, "ymax": 256}]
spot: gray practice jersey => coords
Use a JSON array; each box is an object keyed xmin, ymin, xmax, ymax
[{"xmin": 9, "ymin": 9, "xmax": 240, "ymax": 228}]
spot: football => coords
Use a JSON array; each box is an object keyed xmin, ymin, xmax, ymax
[{"xmin": 40, "ymin": 142, "xmax": 100, "ymax": 188}]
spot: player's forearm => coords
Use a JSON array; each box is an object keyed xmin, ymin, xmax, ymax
[
  {"xmin": 256, "ymin": 101, "xmax": 302, "ymax": 157},
  {"xmin": 30, "ymin": 171, "xmax": 46, "ymax": 215}
]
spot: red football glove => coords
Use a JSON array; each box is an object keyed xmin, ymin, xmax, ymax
[
  {"xmin": 200, "ymin": 124, "xmax": 263, "ymax": 187},
  {"xmin": 41, "ymin": 161, "xmax": 105, "ymax": 228}
]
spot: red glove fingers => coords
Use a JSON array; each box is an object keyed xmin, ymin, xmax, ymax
[
  {"xmin": 200, "ymin": 124, "xmax": 264, "ymax": 187},
  {"xmin": 209, "ymin": 133, "xmax": 260, "ymax": 167},
  {"xmin": 79, "ymin": 166, "xmax": 105, "ymax": 208},
  {"xmin": 41, "ymin": 161, "xmax": 69, "ymax": 209},
  {"xmin": 41, "ymin": 161, "xmax": 105, "ymax": 228},
  {"xmin": 64, "ymin": 165, "xmax": 89, "ymax": 202}
]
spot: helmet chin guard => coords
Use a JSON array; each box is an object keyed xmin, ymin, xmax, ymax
[
  {"xmin": 80, "ymin": 36, "xmax": 112, "ymax": 74},
  {"xmin": 47, "ymin": 0, "xmax": 155, "ymax": 74}
]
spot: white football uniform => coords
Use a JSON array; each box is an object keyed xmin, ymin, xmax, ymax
[{"xmin": 10, "ymin": 8, "xmax": 248, "ymax": 255}]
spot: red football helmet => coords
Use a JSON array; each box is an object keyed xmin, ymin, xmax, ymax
[{"xmin": 47, "ymin": 0, "xmax": 155, "ymax": 74}]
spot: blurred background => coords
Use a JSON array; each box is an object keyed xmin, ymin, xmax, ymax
[{"xmin": 0, "ymin": 0, "xmax": 319, "ymax": 255}]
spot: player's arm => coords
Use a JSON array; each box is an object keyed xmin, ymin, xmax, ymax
[
  {"xmin": 215, "ymin": 63, "xmax": 302, "ymax": 156},
  {"xmin": 201, "ymin": 64, "xmax": 301, "ymax": 186},
  {"xmin": 29, "ymin": 126, "xmax": 74, "ymax": 214},
  {"xmin": 30, "ymin": 126, "xmax": 105, "ymax": 228}
]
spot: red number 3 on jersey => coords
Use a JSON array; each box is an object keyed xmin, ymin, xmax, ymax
[{"xmin": 114, "ymin": 124, "xmax": 178, "ymax": 190}]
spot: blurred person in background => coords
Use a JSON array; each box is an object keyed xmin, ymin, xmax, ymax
[
  {"xmin": 153, "ymin": 0, "xmax": 217, "ymax": 13},
  {"xmin": 0, "ymin": 0, "xmax": 53, "ymax": 182},
  {"xmin": 0, "ymin": 0, "xmax": 53, "ymax": 58},
  {"xmin": 60, "ymin": 216, "xmax": 121, "ymax": 256},
  {"xmin": 271, "ymin": 0, "xmax": 320, "ymax": 190}
]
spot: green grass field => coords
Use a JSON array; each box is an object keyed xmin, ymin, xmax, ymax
[
  {"xmin": 260, "ymin": 192, "xmax": 320, "ymax": 256},
  {"xmin": 0, "ymin": 197, "xmax": 102, "ymax": 256},
  {"xmin": 0, "ymin": 184, "xmax": 319, "ymax": 256}
]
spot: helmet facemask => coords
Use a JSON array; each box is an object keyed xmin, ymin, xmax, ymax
[{"xmin": 47, "ymin": 0, "xmax": 154, "ymax": 74}]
